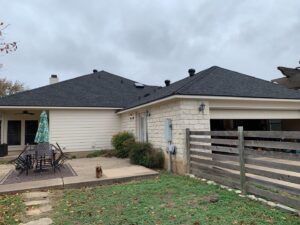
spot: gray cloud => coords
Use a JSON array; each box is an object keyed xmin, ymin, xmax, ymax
[{"xmin": 1, "ymin": 0, "xmax": 300, "ymax": 89}]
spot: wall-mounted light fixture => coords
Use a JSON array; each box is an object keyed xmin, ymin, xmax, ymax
[
  {"xmin": 146, "ymin": 110, "xmax": 151, "ymax": 117},
  {"xmin": 129, "ymin": 113, "xmax": 135, "ymax": 120},
  {"xmin": 198, "ymin": 102, "xmax": 206, "ymax": 113}
]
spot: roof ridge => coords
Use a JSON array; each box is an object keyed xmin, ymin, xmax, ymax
[{"xmin": 174, "ymin": 66, "xmax": 218, "ymax": 94}]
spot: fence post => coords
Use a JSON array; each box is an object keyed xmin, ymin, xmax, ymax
[
  {"xmin": 238, "ymin": 126, "xmax": 246, "ymax": 194},
  {"xmin": 186, "ymin": 128, "xmax": 191, "ymax": 174}
]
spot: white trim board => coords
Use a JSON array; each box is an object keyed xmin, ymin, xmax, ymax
[
  {"xmin": 0, "ymin": 106, "xmax": 122, "ymax": 110},
  {"xmin": 118, "ymin": 95, "xmax": 300, "ymax": 114}
]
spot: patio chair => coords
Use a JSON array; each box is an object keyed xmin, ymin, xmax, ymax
[
  {"xmin": 35, "ymin": 143, "xmax": 54, "ymax": 171},
  {"xmin": 52, "ymin": 143, "xmax": 69, "ymax": 172},
  {"xmin": 14, "ymin": 145, "xmax": 33, "ymax": 175}
]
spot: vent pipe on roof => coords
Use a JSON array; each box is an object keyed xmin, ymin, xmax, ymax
[
  {"xmin": 165, "ymin": 80, "xmax": 171, "ymax": 86},
  {"xmin": 49, "ymin": 74, "xmax": 59, "ymax": 84},
  {"xmin": 93, "ymin": 69, "xmax": 98, "ymax": 73},
  {"xmin": 188, "ymin": 68, "xmax": 196, "ymax": 77}
]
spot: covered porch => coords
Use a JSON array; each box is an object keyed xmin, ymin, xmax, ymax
[{"xmin": 0, "ymin": 109, "xmax": 46, "ymax": 152}]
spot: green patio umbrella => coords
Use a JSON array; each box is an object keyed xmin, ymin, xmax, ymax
[{"xmin": 34, "ymin": 111, "xmax": 49, "ymax": 143}]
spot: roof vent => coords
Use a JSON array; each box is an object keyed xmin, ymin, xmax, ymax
[
  {"xmin": 134, "ymin": 82, "xmax": 144, "ymax": 88},
  {"xmin": 49, "ymin": 74, "xmax": 59, "ymax": 84},
  {"xmin": 93, "ymin": 69, "xmax": 98, "ymax": 73},
  {"xmin": 188, "ymin": 68, "xmax": 196, "ymax": 77},
  {"xmin": 165, "ymin": 80, "xmax": 171, "ymax": 86}
]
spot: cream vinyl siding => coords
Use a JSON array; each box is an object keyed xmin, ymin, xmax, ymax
[{"xmin": 49, "ymin": 109, "xmax": 120, "ymax": 152}]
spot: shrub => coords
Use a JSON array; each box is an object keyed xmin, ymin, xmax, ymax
[
  {"xmin": 129, "ymin": 142, "xmax": 164, "ymax": 168},
  {"xmin": 111, "ymin": 131, "xmax": 135, "ymax": 158}
]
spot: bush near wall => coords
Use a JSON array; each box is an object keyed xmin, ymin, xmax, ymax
[
  {"xmin": 111, "ymin": 131, "xmax": 135, "ymax": 158},
  {"xmin": 129, "ymin": 142, "xmax": 164, "ymax": 169}
]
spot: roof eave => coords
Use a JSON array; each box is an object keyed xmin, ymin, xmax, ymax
[{"xmin": 117, "ymin": 94, "xmax": 300, "ymax": 114}]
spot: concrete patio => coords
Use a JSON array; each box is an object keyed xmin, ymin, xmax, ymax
[{"xmin": 0, "ymin": 157, "xmax": 158, "ymax": 194}]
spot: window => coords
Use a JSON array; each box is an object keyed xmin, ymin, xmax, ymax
[
  {"xmin": 25, "ymin": 120, "xmax": 38, "ymax": 145},
  {"xmin": 7, "ymin": 121, "xmax": 21, "ymax": 145},
  {"xmin": 138, "ymin": 113, "xmax": 147, "ymax": 142}
]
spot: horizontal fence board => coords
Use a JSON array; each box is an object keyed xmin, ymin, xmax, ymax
[
  {"xmin": 190, "ymin": 131, "xmax": 238, "ymax": 136},
  {"xmin": 244, "ymin": 131, "xmax": 300, "ymax": 139},
  {"xmin": 245, "ymin": 148, "xmax": 300, "ymax": 161},
  {"xmin": 188, "ymin": 129, "xmax": 300, "ymax": 211},
  {"xmin": 190, "ymin": 150, "xmax": 239, "ymax": 162},
  {"xmin": 246, "ymin": 158, "xmax": 300, "ymax": 173},
  {"xmin": 247, "ymin": 185, "xmax": 300, "ymax": 210},
  {"xmin": 247, "ymin": 176, "xmax": 300, "ymax": 196},
  {"xmin": 190, "ymin": 137, "xmax": 238, "ymax": 146},
  {"xmin": 244, "ymin": 140, "xmax": 300, "ymax": 151},
  {"xmin": 191, "ymin": 163, "xmax": 240, "ymax": 181},
  {"xmin": 191, "ymin": 168, "xmax": 240, "ymax": 189},
  {"xmin": 190, "ymin": 144, "xmax": 239, "ymax": 154},
  {"xmin": 190, "ymin": 150, "xmax": 212, "ymax": 158},
  {"xmin": 190, "ymin": 157, "xmax": 240, "ymax": 171},
  {"xmin": 245, "ymin": 167, "xmax": 300, "ymax": 185}
]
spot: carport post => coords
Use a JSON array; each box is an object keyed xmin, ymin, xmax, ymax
[{"xmin": 238, "ymin": 126, "xmax": 246, "ymax": 194}]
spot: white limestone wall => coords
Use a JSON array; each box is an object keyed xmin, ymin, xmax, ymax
[
  {"xmin": 120, "ymin": 112, "xmax": 136, "ymax": 135},
  {"xmin": 120, "ymin": 99, "xmax": 211, "ymax": 174}
]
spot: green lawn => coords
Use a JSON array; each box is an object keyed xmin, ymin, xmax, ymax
[
  {"xmin": 53, "ymin": 173, "xmax": 300, "ymax": 225},
  {"xmin": 0, "ymin": 193, "xmax": 24, "ymax": 225}
]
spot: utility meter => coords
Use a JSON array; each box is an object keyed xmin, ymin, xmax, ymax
[{"xmin": 167, "ymin": 143, "xmax": 176, "ymax": 155}]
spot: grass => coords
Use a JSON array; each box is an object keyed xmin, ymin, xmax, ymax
[
  {"xmin": 86, "ymin": 149, "xmax": 117, "ymax": 158},
  {"xmin": 0, "ymin": 194, "xmax": 24, "ymax": 225},
  {"xmin": 52, "ymin": 173, "xmax": 300, "ymax": 225}
]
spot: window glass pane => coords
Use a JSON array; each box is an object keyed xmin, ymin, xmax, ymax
[
  {"xmin": 25, "ymin": 120, "xmax": 38, "ymax": 145},
  {"xmin": 7, "ymin": 121, "xmax": 21, "ymax": 145}
]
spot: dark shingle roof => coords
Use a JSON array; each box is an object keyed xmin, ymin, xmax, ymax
[
  {"xmin": 124, "ymin": 66, "xmax": 300, "ymax": 109},
  {"xmin": 0, "ymin": 71, "xmax": 158, "ymax": 108},
  {"xmin": 1, "ymin": 66, "xmax": 300, "ymax": 109}
]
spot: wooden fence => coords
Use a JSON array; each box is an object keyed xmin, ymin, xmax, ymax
[{"xmin": 186, "ymin": 127, "xmax": 300, "ymax": 210}]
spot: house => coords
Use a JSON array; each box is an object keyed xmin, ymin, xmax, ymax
[
  {"xmin": 272, "ymin": 66, "xmax": 300, "ymax": 89},
  {"xmin": 1, "ymin": 66, "xmax": 300, "ymax": 174}
]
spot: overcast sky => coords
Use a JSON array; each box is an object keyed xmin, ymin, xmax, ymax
[{"xmin": 1, "ymin": 0, "xmax": 299, "ymax": 89}]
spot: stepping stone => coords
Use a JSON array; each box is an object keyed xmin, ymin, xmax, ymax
[
  {"xmin": 23, "ymin": 192, "xmax": 49, "ymax": 200},
  {"xmin": 26, "ymin": 208, "xmax": 42, "ymax": 216},
  {"xmin": 25, "ymin": 199, "xmax": 50, "ymax": 206},
  {"xmin": 20, "ymin": 217, "xmax": 53, "ymax": 225},
  {"xmin": 39, "ymin": 204, "xmax": 52, "ymax": 213},
  {"xmin": 26, "ymin": 205, "xmax": 52, "ymax": 216}
]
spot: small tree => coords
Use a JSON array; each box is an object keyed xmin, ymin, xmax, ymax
[
  {"xmin": 0, "ymin": 21, "xmax": 22, "ymax": 96},
  {"xmin": 0, "ymin": 78, "xmax": 25, "ymax": 96},
  {"xmin": 0, "ymin": 22, "xmax": 17, "ymax": 54}
]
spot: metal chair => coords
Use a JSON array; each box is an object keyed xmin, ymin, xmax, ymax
[
  {"xmin": 14, "ymin": 145, "xmax": 33, "ymax": 175},
  {"xmin": 35, "ymin": 143, "xmax": 54, "ymax": 171},
  {"xmin": 52, "ymin": 143, "xmax": 69, "ymax": 172}
]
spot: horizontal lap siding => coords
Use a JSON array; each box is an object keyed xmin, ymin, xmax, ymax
[{"xmin": 49, "ymin": 109, "xmax": 120, "ymax": 152}]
